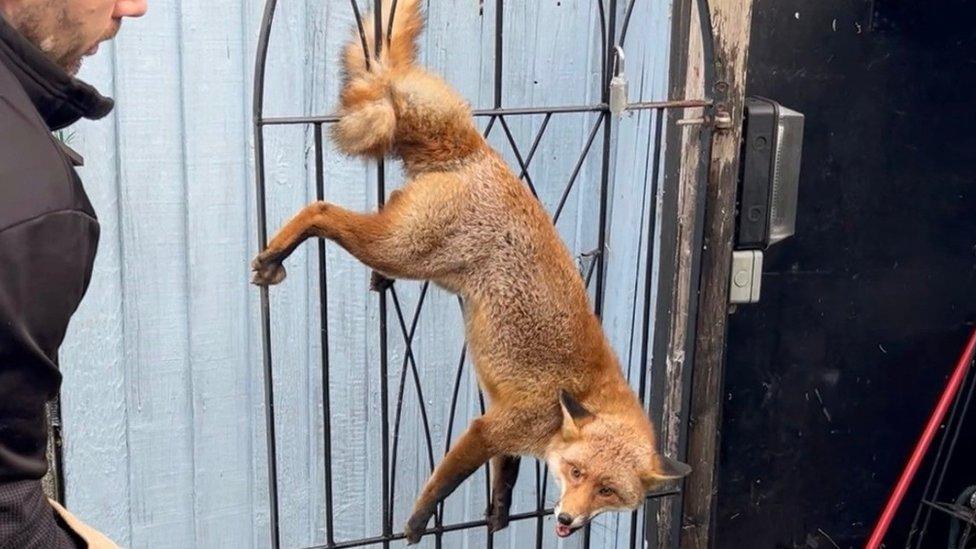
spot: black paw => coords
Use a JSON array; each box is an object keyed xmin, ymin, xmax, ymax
[
  {"xmin": 403, "ymin": 511, "xmax": 433, "ymax": 545},
  {"xmin": 487, "ymin": 503, "xmax": 511, "ymax": 533},
  {"xmin": 403, "ymin": 516, "xmax": 427, "ymax": 545},
  {"xmin": 369, "ymin": 271, "xmax": 394, "ymax": 292},
  {"xmin": 251, "ymin": 252, "xmax": 287, "ymax": 286}
]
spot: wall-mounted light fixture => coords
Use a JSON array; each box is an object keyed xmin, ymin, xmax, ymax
[{"xmin": 730, "ymin": 96, "xmax": 805, "ymax": 305}]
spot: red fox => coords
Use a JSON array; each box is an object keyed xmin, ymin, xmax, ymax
[{"xmin": 251, "ymin": 0, "xmax": 690, "ymax": 542}]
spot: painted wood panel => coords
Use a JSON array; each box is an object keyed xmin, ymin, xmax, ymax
[{"xmin": 58, "ymin": 1, "xmax": 674, "ymax": 547}]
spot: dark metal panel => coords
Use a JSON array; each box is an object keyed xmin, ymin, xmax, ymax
[{"xmin": 718, "ymin": 0, "xmax": 976, "ymax": 546}]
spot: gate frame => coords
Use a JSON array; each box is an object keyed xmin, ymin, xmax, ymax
[{"xmin": 250, "ymin": 0, "xmax": 746, "ymax": 547}]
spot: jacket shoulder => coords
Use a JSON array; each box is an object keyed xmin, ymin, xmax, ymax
[{"xmin": 0, "ymin": 64, "xmax": 93, "ymax": 232}]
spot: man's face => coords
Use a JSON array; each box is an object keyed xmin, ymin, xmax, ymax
[{"xmin": 2, "ymin": 0, "xmax": 146, "ymax": 75}]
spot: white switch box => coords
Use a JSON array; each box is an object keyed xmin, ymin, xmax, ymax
[{"xmin": 730, "ymin": 250, "xmax": 763, "ymax": 304}]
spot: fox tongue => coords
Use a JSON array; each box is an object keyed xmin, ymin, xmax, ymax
[{"xmin": 556, "ymin": 524, "xmax": 573, "ymax": 538}]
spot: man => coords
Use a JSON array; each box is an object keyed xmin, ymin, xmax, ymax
[{"xmin": 0, "ymin": 1, "xmax": 146, "ymax": 547}]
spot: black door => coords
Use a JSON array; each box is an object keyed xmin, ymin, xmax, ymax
[{"xmin": 717, "ymin": 1, "xmax": 976, "ymax": 547}]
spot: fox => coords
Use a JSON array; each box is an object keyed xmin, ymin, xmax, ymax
[{"xmin": 250, "ymin": 0, "xmax": 691, "ymax": 543}]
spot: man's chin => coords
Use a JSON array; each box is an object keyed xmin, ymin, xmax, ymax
[{"xmin": 65, "ymin": 45, "xmax": 100, "ymax": 76}]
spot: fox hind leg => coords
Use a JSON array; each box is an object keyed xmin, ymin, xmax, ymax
[
  {"xmin": 404, "ymin": 417, "xmax": 495, "ymax": 544},
  {"xmin": 369, "ymin": 270, "xmax": 395, "ymax": 292}
]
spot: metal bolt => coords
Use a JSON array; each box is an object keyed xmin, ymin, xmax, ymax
[
  {"xmin": 714, "ymin": 109, "xmax": 733, "ymax": 130},
  {"xmin": 676, "ymin": 116, "xmax": 709, "ymax": 126}
]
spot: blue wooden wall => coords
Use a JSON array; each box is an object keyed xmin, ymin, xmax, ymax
[{"xmin": 58, "ymin": 1, "xmax": 673, "ymax": 547}]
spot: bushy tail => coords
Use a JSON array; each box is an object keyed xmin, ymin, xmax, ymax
[
  {"xmin": 333, "ymin": 0, "xmax": 424, "ymax": 157},
  {"xmin": 342, "ymin": 0, "xmax": 424, "ymax": 79}
]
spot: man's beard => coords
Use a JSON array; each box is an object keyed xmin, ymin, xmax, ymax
[{"xmin": 8, "ymin": 2, "xmax": 114, "ymax": 75}]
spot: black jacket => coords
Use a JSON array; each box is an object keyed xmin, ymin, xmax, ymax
[
  {"xmin": 0, "ymin": 12, "xmax": 112, "ymax": 483},
  {"xmin": 0, "ymin": 13, "xmax": 113, "ymax": 547}
]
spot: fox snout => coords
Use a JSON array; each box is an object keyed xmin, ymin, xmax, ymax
[{"xmin": 554, "ymin": 511, "xmax": 587, "ymax": 538}]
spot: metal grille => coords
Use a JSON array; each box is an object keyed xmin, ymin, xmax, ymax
[
  {"xmin": 905, "ymin": 351, "xmax": 976, "ymax": 548},
  {"xmin": 252, "ymin": 1, "xmax": 715, "ymax": 547}
]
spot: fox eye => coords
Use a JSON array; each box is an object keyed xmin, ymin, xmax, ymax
[
  {"xmin": 571, "ymin": 467, "xmax": 582, "ymax": 479},
  {"xmin": 598, "ymin": 486, "xmax": 615, "ymax": 497}
]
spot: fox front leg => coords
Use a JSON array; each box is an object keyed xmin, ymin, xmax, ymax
[
  {"xmin": 253, "ymin": 189, "xmax": 455, "ymax": 287},
  {"xmin": 487, "ymin": 455, "xmax": 521, "ymax": 532},
  {"xmin": 404, "ymin": 418, "xmax": 495, "ymax": 544},
  {"xmin": 251, "ymin": 201, "xmax": 400, "ymax": 286}
]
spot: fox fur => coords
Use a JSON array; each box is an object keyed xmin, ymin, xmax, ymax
[{"xmin": 251, "ymin": 0, "xmax": 690, "ymax": 543}]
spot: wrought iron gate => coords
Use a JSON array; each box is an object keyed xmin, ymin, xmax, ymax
[{"xmin": 252, "ymin": 1, "xmax": 717, "ymax": 547}]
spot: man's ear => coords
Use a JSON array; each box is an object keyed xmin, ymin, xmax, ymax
[
  {"xmin": 559, "ymin": 389, "xmax": 594, "ymax": 440},
  {"xmin": 644, "ymin": 454, "xmax": 692, "ymax": 486}
]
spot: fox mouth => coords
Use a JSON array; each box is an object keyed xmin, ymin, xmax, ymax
[{"xmin": 555, "ymin": 523, "xmax": 583, "ymax": 538}]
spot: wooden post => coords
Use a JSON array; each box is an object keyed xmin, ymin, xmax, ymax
[
  {"xmin": 650, "ymin": 0, "xmax": 707, "ymax": 545},
  {"xmin": 681, "ymin": 0, "xmax": 754, "ymax": 547}
]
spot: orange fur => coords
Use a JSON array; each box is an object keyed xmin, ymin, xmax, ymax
[{"xmin": 252, "ymin": 0, "xmax": 689, "ymax": 543}]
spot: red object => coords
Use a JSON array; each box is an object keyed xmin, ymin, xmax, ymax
[{"xmin": 865, "ymin": 327, "xmax": 976, "ymax": 549}]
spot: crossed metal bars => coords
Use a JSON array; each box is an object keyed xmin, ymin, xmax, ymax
[{"xmin": 252, "ymin": 1, "xmax": 712, "ymax": 547}]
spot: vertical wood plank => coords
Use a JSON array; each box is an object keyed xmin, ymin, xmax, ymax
[
  {"xmin": 179, "ymin": 0, "xmax": 254, "ymax": 547},
  {"xmin": 682, "ymin": 0, "xmax": 755, "ymax": 546},
  {"xmin": 60, "ymin": 41, "xmax": 132, "ymax": 547},
  {"xmin": 654, "ymin": 0, "xmax": 708, "ymax": 545},
  {"xmin": 305, "ymin": 3, "xmax": 378, "ymax": 544},
  {"xmin": 258, "ymin": 0, "xmax": 313, "ymax": 544},
  {"xmin": 112, "ymin": 1, "xmax": 195, "ymax": 545}
]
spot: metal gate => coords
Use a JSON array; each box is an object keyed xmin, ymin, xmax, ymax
[{"xmin": 252, "ymin": 1, "xmax": 718, "ymax": 547}]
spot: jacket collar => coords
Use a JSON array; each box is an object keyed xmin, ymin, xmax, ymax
[{"xmin": 0, "ymin": 14, "xmax": 113, "ymax": 130}]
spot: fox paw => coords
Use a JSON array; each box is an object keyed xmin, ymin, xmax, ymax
[
  {"xmin": 251, "ymin": 252, "xmax": 287, "ymax": 286},
  {"xmin": 404, "ymin": 509, "xmax": 433, "ymax": 545},
  {"xmin": 486, "ymin": 504, "xmax": 511, "ymax": 533},
  {"xmin": 369, "ymin": 271, "xmax": 394, "ymax": 292},
  {"xmin": 403, "ymin": 521, "xmax": 423, "ymax": 545}
]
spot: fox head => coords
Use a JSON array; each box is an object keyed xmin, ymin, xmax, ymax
[{"xmin": 545, "ymin": 390, "xmax": 691, "ymax": 538}]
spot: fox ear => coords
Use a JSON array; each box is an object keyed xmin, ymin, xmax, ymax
[
  {"xmin": 559, "ymin": 390, "xmax": 594, "ymax": 440},
  {"xmin": 644, "ymin": 454, "xmax": 692, "ymax": 486}
]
